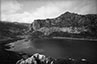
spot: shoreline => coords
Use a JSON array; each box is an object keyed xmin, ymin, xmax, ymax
[{"xmin": 52, "ymin": 37, "xmax": 97, "ymax": 41}]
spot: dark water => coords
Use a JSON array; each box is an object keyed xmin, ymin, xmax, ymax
[{"xmin": 32, "ymin": 39, "xmax": 97, "ymax": 63}]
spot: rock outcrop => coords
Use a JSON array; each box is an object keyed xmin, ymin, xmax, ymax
[
  {"xmin": 16, "ymin": 53, "xmax": 54, "ymax": 64},
  {"xmin": 16, "ymin": 53, "xmax": 93, "ymax": 64}
]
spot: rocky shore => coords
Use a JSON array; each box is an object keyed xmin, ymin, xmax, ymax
[{"xmin": 16, "ymin": 53, "xmax": 94, "ymax": 64}]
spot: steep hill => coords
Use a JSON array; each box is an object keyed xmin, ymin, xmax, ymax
[{"xmin": 30, "ymin": 12, "xmax": 97, "ymax": 39}]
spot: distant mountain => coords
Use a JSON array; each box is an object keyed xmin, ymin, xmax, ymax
[
  {"xmin": 30, "ymin": 12, "xmax": 97, "ymax": 39},
  {"xmin": 16, "ymin": 53, "xmax": 93, "ymax": 64},
  {"xmin": 0, "ymin": 21, "xmax": 30, "ymax": 40}
]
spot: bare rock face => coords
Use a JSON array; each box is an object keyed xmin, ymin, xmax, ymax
[{"xmin": 31, "ymin": 12, "xmax": 97, "ymax": 31}]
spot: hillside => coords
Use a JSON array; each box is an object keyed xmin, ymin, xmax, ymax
[
  {"xmin": 30, "ymin": 12, "xmax": 97, "ymax": 39},
  {"xmin": 0, "ymin": 21, "xmax": 30, "ymax": 40}
]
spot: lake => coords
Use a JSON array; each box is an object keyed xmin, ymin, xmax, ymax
[{"xmin": 32, "ymin": 39, "xmax": 97, "ymax": 63}]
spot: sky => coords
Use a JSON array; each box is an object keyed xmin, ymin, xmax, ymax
[{"xmin": 1, "ymin": 0, "xmax": 97, "ymax": 23}]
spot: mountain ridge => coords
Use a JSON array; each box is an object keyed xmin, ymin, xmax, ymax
[{"xmin": 29, "ymin": 11, "xmax": 97, "ymax": 39}]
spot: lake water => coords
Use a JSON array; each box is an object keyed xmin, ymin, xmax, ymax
[{"xmin": 32, "ymin": 39, "xmax": 97, "ymax": 63}]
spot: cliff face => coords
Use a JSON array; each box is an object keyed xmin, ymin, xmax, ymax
[
  {"xmin": 32, "ymin": 12, "xmax": 97, "ymax": 30},
  {"xmin": 30, "ymin": 12, "xmax": 97, "ymax": 38}
]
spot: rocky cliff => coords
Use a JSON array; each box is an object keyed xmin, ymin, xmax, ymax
[{"xmin": 30, "ymin": 12, "xmax": 97, "ymax": 39}]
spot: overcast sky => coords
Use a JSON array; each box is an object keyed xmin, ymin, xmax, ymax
[{"xmin": 1, "ymin": 0, "xmax": 97, "ymax": 23}]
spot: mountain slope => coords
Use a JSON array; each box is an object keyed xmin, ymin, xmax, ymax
[
  {"xmin": 0, "ymin": 21, "xmax": 30, "ymax": 40},
  {"xmin": 30, "ymin": 12, "xmax": 97, "ymax": 39}
]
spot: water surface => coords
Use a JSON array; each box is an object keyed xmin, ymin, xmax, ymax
[
  {"xmin": 5, "ymin": 39, "xmax": 97, "ymax": 63},
  {"xmin": 32, "ymin": 39, "xmax": 97, "ymax": 63}
]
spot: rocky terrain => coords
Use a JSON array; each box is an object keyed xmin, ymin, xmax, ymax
[
  {"xmin": 16, "ymin": 53, "xmax": 94, "ymax": 64},
  {"xmin": 30, "ymin": 12, "xmax": 97, "ymax": 39}
]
